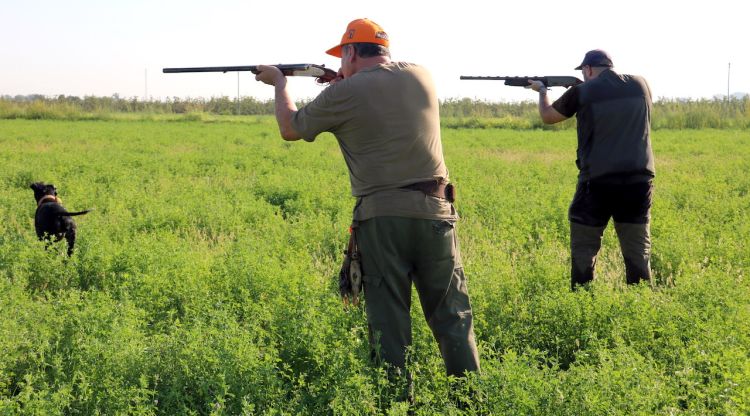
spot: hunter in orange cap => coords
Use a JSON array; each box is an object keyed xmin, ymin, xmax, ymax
[
  {"xmin": 254, "ymin": 18, "xmax": 480, "ymax": 399},
  {"xmin": 325, "ymin": 18, "xmax": 389, "ymax": 58}
]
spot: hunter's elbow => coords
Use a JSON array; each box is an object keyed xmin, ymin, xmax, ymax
[
  {"xmin": 279, "ymin": 127, "xmax": 301, "ymax": 141},
  {"xmin": 540, "ymin": 107, "xmax": 568, "ymax": 125}
]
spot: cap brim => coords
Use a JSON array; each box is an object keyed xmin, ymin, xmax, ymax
[
  {"xmin": 575, "ymin": 63, "xmax": 612, "ymax": 70},
  {"xmin": 326, "ymin": 45, "xmax": 343, "ymax": 58}
]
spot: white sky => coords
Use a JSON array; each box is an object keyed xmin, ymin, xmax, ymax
[{"xmin": 1, "ymin": 0, "xmax": 747, "ymax": 103}]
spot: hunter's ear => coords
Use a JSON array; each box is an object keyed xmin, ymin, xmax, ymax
[{"xmin": 342, "ymin": 45, "xmax": 354, "ymax": 61}]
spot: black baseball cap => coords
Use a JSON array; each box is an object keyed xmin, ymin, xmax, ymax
[{"xmin": 574, "ymin": 49, "xmax": 614, "ymax": 70}]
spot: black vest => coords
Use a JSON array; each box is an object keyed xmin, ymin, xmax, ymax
[{"xmin": 575, "ymin": 69, "xmax": 655, "ymax": 183}]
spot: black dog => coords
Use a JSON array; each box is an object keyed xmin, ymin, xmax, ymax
[{"xmin": 30, "ymin": 182, "xmax": 91, "ymax": 256}]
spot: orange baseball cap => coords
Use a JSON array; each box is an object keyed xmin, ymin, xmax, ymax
[{"xmin": 325, "ymin": 18, "xmax": 389, "ymax": 58}]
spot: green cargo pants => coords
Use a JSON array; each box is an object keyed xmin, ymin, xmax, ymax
[{"xmin": 356, "ymin": 216, "xmax": 480, "ymax": 376}]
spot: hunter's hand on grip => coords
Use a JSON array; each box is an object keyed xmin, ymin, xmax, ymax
[{"xmin": 315, "ymin": 70, "xmax": 339, "ymax": 84}]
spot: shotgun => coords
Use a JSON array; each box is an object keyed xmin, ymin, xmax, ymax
[
  {"xmin": 163, "ymin": 64, "xmax": 338, "ymax": 84},
  {"xmin": 460, "ymin": 75, "xmax": 582, "ymax": 88}
]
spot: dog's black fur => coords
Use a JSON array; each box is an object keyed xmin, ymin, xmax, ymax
[{"xmin": 30, "ymin": 182, "xmax": 91, "ymax": 256}]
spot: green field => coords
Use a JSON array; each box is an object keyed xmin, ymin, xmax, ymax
[{"xmin": 1, "ymin": 118, "xmax": 748, "ymax": 415}]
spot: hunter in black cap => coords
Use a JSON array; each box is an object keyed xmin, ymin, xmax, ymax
[
  {"xmin": 524, "ymin": 50, "xmax": 656, "ymax": 290},
  {"xmin": 574, "ymin": 49, "xmax": 614, "ymax": 70}
]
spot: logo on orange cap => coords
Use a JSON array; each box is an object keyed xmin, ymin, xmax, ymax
[{"xmin": 326, "ymin": 18, "xmax": 389, "ymax": 58}]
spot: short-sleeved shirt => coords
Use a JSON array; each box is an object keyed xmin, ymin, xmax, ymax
[
  {"xmin": 291, "ymin": 62, "xmax": 457, "ymax": 221},
  {"xmin": 552, "ymin": 69, "xmax": 655, "ymax": 184}
]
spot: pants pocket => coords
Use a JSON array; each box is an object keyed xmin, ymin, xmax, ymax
[
  {"xmin": 431, "ymin": 219, "xmax": 455, "ymax": 234},
  {"xmin": 362, "ymin": 274, "xmax": 383, "ymax": 288}
]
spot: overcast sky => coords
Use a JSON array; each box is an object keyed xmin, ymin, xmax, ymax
[{"xmin": 2, "ymin": 0, "xmax": 747, "ymax": 103}]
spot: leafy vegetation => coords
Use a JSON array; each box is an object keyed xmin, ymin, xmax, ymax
[
  {"xmin": 0, "ymin": 118, "xmax": 748, "ymax": 414},
  {"xmin": 3, "ymin": 95, "xmax": 750, "ymax": 129}
]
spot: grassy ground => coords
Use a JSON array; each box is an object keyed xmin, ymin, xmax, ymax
[{"xmin": 1, "ymin": 118, "xmax": 748, "ymax": 414}]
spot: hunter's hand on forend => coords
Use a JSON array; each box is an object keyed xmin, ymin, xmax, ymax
[
  {"xmin": 254, "ymin": 65, "xmax": 285, "ymax": 86},
  {"xmin": 525, "ymin": 80, "xmax": 546, "ymax": 92}
]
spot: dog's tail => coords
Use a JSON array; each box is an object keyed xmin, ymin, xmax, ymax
[{"xmin": 57, "ymin": 209, "xmax": 92, "ymax": 217}]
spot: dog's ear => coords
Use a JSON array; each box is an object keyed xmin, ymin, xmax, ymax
[{"xmin": 30, "ymin": 182, "xmax": 42, "ymax": 191}]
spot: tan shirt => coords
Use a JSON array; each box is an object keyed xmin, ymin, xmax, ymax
[{"xmin": 291, "ymin": 62, "xmax": 456, "ymax": 221}]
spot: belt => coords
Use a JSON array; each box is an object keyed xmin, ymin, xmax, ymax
[{"xmin": 401, "ymin": 180, "xmax": 455, "ymax": 203}]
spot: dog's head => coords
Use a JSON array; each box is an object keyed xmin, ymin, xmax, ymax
[{"xmin": 30, "ymin": 182, "xmax": 59, "ymax": 203}]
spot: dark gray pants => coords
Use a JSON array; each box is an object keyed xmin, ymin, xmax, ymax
[
  {"xmin": 570, "ymin": 221, "xmax": 652, "ymax": 288},
  {"xmin": 356, "ymin": 216, "xmax": 480, "ymax": 376},
  {"xmin": 569, "ymin": 180, "xmax": 653, "ymax": 288}
]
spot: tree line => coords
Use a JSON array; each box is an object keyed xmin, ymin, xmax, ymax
[{"xmin": 2, "ymin": 94, "xmax": 749, "ymax": 129}]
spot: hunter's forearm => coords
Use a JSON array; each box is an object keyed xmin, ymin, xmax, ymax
[
  {"xmin": 274, "ymin": 80, "xmax": 301, "ymax": 141},
  {"xmin": 538, "ymin": 88, "xmax": 566, "ymax": 124},
  {"xmin": 538, "ymin": 88, "xmax": 551, "ymax": 120}
]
